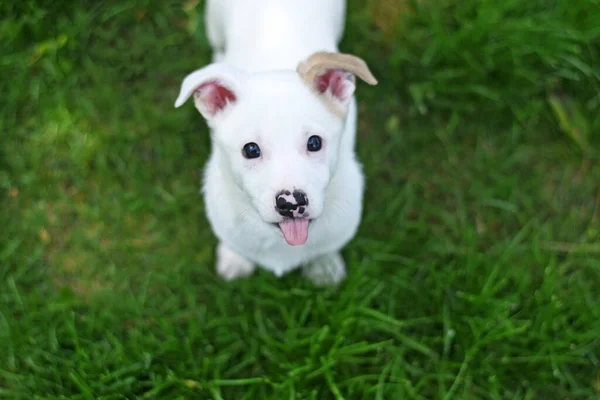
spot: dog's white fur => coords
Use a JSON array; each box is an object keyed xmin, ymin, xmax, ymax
[{"xmin": 175, "ymin": 0, "xmax": 376, "ymax": 285}]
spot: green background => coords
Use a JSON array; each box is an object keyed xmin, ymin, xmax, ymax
[{"xmin": 1, "ymin": 0, "xmax": 599, "ymax": 398}]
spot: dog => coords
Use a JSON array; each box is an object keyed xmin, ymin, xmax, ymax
[{"xmin": 175, "ymin": 0, "xmax": 377, "ymax": 285}]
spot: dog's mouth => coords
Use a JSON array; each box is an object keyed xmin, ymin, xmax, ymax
[{"xmin": 272, "ymin": 219, "xmax": 311, "ymax": 246}]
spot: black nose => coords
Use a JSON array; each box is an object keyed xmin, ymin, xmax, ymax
[
  {"xmin": 275, "ymin": 190, "xmax": 308, "ymax": 217},
  {"xmin": 292, "ymin": 190, "xmax": 308, "ymax": 206}
]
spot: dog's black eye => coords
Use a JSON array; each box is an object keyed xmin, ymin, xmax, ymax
[
  {"xmin": 307, "ymin": 135, "xmax": 322, "ymax": 152},
  {"xmin": 242, "ymin": 142, "xmax": 261, "ymax": 159}
]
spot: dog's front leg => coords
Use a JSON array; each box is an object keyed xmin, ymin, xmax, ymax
[
  {"xmin": 303, "ymin": 253, "xmax": 347, "ymax": 286},
  {"xmin": 216, "ymin": 242, "xmax": 256, "ymax": 281}
]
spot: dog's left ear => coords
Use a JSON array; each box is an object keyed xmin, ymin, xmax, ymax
[
  {"xmin": 297, "ymin": 52, "xmax": 378, "ymax": 113},
  {"xmin": 174, "ymin": 63, "xmax": 248, "ymax": 125}
]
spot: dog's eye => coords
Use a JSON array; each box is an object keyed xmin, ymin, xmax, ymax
[
  {"xmin": 242, "ymin": 142, "xmax": 261, "ymax": 159},
  {"xmin": 307, "ymin": 135, "xmax": 322, "ymax": 152}
]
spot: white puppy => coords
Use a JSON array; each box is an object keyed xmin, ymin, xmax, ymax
[{"xmin": 175, "ymin": 0, "xmax": 377, "ymax": 285}]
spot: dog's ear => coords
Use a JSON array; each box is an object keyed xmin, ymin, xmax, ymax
[
  {"xmin": 297, "ymin": 52, "xmax": 377, "ymax": 113},
  {"xmin": 175, "ymin": 63, "xmax": 248, "ymax": 123}
]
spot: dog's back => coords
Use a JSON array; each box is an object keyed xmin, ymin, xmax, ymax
[{"xmin": 206, "ymin": 0, "xmax": 347, "ymax": 73}]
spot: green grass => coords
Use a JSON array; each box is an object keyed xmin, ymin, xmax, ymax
[{"xmin": 1, "ymin": 0, "xmax": 599, "ymax": 398}]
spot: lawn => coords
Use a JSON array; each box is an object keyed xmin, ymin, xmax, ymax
[{"xmin": 1, "ymin": 0, "xmax": 599, "ymax": 399}]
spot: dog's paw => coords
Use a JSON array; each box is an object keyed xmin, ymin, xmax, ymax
[
  {"xmin": 216, "ymin": 243, "xmax": 256, "ymax": 281},
  {"xmin": 303, "ymin": 252, "xmax": 347, "ymax": 286}
]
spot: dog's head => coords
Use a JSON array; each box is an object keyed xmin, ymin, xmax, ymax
[{"xmin": 175, "ymin": 52, "xmax": 377, "ymax": 246}]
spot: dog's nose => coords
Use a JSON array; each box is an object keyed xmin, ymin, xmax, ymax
[{"xmin": 275, "ymin": 190, "xmax": 308, "ymax": 217}]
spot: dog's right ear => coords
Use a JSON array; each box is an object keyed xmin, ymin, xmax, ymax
[
  {"xmin": 297, "ymin": 52, "xmax": 377, "ymax": 117},
  {"xmin": 174, "ymin": 63, "xmax": 247, "ymax": 124}
]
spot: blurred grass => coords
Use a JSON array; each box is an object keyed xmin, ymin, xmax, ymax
[{"xmin": 1, "ymin": 0, "xmax": 600, "ymax": 399}]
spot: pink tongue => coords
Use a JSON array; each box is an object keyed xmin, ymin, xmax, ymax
[{"xmin": 278, "ymin": 219, "xmax": 309, "ymax": 246}]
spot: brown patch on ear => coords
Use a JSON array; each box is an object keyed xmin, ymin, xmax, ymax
[
  {"xmin": 297, "ymin": 52, "xmax": 378, "ymax": 88},
  {"xmin": 297, "ymin": 52, "xmax": 378, "ymax": 118}
]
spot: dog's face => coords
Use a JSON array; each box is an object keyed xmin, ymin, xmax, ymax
[
  {"xmin": 215, "ymin": 74, "xmax": 342, "ymax": 228},
  {"xmin": 175, "ymin": 53, "xmax": 377, "ymax": 245}
]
